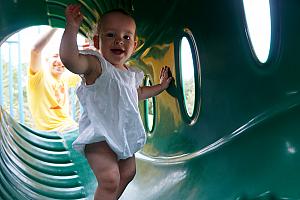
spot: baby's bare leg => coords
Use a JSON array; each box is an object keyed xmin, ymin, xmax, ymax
[
  {"xmin": 85, "ymin": 141, "xmax": 120, "ymax": 200},
  {"xmin": 116, "ymin": 156, "xmax": 136, "ymax": 199}
]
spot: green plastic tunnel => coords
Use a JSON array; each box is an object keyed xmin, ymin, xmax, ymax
[{"xmin": 1, "ymin": 0, "xmax": 300, "ymax": 199}]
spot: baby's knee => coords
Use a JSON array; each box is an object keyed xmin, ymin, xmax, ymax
[
  {"xmin": 120, "ymin": 165, "xmax": 136, "ymax": 183},
  {"xmin": 97, "ymin": 168, "xmax": 120, "ymax": 192}
]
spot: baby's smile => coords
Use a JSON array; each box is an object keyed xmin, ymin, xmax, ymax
[{"xmin": 111, "ymin": 48, "xmax": 125, "ymax": 55}]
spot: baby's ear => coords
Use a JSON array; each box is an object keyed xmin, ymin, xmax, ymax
[
  {"xmin": 133, "ymin": 36, "xmax": 145, "ymax": 54},
  {"xmin": 134, "ymin": 39, "xmax": 138, "ymax": 49},
  {"xmin": 93, "ymin": 35, "xmax": 99, "ymax": 49}
]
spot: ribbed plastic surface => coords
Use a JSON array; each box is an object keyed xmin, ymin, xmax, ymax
[{"xmin": 0, "ymin": 107, "xmax": 96, "ymax": 200}]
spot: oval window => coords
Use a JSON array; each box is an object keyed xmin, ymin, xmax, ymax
[
  {"xmin": 243, "ymin": 0, "xmax": 271, "ymax": 63},
  {"xmin": 180, "ymin": 36, "xmax": 196, "ymax": 117},
  {"xmin": 143, "ymin": 76, "xmax": 156, "ymax": 133}
]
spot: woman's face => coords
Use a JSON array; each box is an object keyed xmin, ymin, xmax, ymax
[{"xmin": 49, "ymin": 54, "xmax": 65, "ymax": 78}]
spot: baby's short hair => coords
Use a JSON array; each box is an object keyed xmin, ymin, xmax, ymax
[{"xmin": 97, "ymin": 8, "xmax": 135, "ymax": 34}]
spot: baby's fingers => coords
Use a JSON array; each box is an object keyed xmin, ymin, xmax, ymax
[
  {"xmin": 66, "ymin": 4, "xmax": 76, "ymax": 14},
  {"xmin": 160, "ymin": 67, "xmax": 164, "ymax": 79},
  {"xmin": 65, "ymin": 4, "xmax": 83, "ymax": 26},
  {"xmin": 66, "ymin": 4, "xmax": 80, "ymax": 11},
  {"xmin": 160, "ymin": 66, "xmax": 168, "ymax": 78},
  {"xmin": 71, "ymin": 4, "xmax": 81, "ymax": 14},
  {"xmin": 66, "ymin": 4, "xmax": 81, "ymax": 17}
]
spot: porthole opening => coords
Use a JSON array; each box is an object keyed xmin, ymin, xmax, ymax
[
  {"xmin": 243, "ymin": 0, "xmax": 271, "ymax": 63},
  {"xmin": 176, "ymin": 28, "xmax": 201, "ymax": 125},
  {"xmin": 180, "ymin": 36, "xmax": 196, "ymax": 118},
  {"xmin": 0, "ymin": 25, "xmax": 86, "ymax": 126},
  {"xmin": 143, "ymin": 76, "xmax": 156, "ymax": 133}
]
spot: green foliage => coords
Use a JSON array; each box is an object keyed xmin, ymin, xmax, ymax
[
  {"xmin": 183, "ymin": 78, "xmax": 195, "ymax": 116},
  {"xmin": 1, "ymin": 61, "xmax": 33, "ymax": 126}
]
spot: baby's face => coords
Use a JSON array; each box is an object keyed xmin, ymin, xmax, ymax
[{"xmin": 99, "ymin": 12, "xmax": 137, "ymax": 68}]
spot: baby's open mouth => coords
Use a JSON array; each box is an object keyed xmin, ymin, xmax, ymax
[{"xmin": 111, "ymin": 49, "xmax": 125, "ymax": 55}]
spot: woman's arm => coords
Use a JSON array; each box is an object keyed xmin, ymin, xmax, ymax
[{"xmin": 30, "ymin": 28, "xmax": 57, "ymax": 74}]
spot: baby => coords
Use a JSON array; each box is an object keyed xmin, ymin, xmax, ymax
[{"xmin": 60, "ymin": 4, "xmax": 172, "ymax": 200}]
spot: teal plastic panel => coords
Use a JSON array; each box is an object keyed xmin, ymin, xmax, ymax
[{"xmin": 1, "ymin": 0, "xmax": 300, "ymax": 199}]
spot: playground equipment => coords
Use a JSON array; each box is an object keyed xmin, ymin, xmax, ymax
[{"xmin": 1, "ymin": 0, "xmax": 300, "ymax": 199}]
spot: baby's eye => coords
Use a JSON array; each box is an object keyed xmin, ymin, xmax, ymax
[
  {"xmin": 105, "ymin": 33, "xmax": 115, "ymax": 37},
  {"xmin": 123, "ymin": 35, "xmax": 131, "ymax": 40}
]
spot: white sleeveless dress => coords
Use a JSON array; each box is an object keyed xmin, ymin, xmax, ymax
[{"xmin": 72, "ymin": 50, "xmax": 146, "ymax": 160}]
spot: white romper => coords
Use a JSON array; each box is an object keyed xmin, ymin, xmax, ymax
[{"xmin": 72, "ymin": 50, "xmax": 146, "ymax": 160}]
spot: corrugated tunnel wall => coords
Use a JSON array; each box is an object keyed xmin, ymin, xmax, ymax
[{"xmin": 1, "ymin": 0, "xmax": 300, "ymax": 199}]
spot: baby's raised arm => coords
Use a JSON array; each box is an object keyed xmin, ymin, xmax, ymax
[{"xmin": 60, "ymin": 4, "xmax": 96, "ymax": 75}]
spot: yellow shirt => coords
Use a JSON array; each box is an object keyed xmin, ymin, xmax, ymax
[{"xmin": 28, "ymin": 68, "xmax": 81, "ymax": 132}]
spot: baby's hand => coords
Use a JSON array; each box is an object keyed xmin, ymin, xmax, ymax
[
  {"xmin": 65, "ymin": 4, "xmax": 83, "ymax": 29},
  {"xmin": 159, "ymin": 66, "xmax": 173, "ymax": 90}
]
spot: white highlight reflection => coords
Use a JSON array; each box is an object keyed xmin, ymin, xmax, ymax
[
  {"xmin": 286, "ymin": 141, "xmax": 296, "ymax": 154},
  {"xmin": 243, "ymin": 0, "xmax": 271, "ymax": 63}
]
